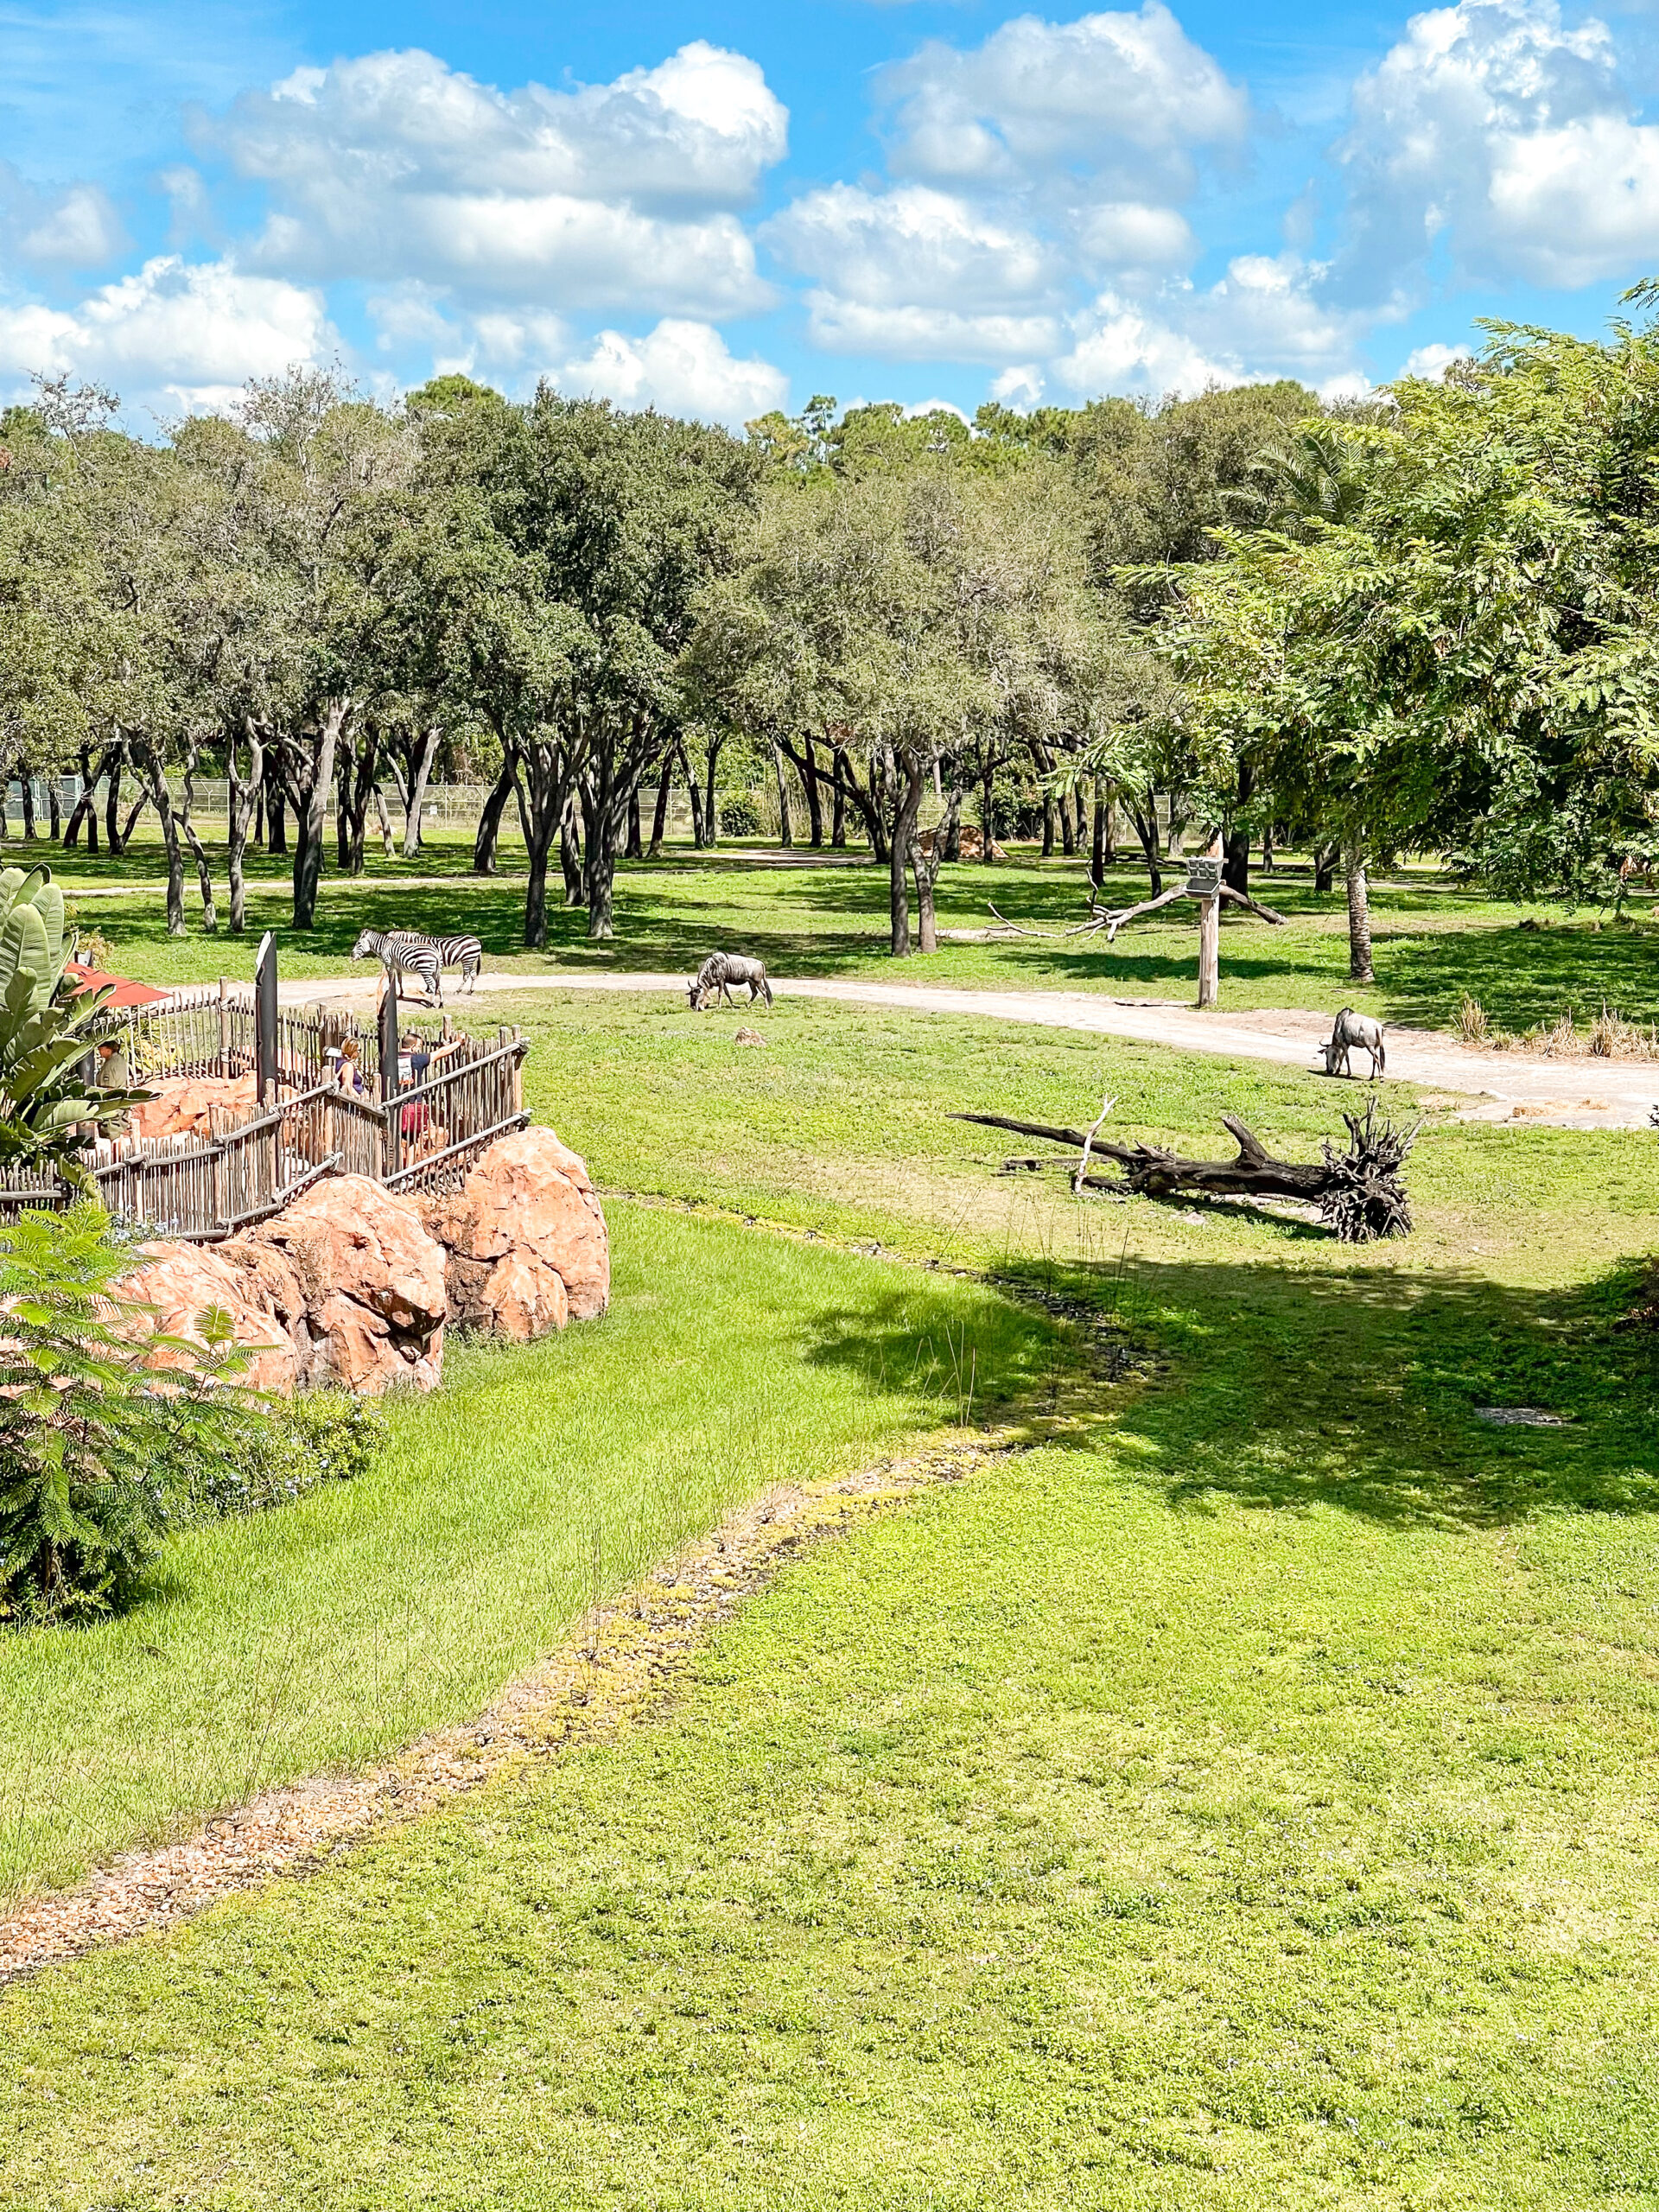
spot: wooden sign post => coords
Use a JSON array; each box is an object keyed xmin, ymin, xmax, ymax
[
  {"xmin": 1183, "ymin": 849, "xmax": 1224, "ymax": 1009},
  {"xmin": 991, "ymin": 835, "xmax": 1285, "ymax": 1008},
  {"xmin": 254, "ymin": 931, "xmax": 277, "ymax": 1103}
]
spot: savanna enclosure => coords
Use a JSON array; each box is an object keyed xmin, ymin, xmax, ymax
[{"xmin": 3, "ymin": 311, "xmax": 1659, "ymax": 2210}]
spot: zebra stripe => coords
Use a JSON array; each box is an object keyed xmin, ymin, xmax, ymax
[{"xmin": 350, "ymin": 928, "xmax": 483, "ymax": 1003}]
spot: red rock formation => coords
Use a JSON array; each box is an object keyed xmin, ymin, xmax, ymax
[
  {"xmin": 421, "ymin": 1127, "xmax": 610, "ymax": 1340},
  {"xmin": 115, "ymin": 1130, "xmax": 608, "ymax": 1394},
  {"xmin": 130, "ymin": 1074, "xmax": 258, "ymax": 1143}
]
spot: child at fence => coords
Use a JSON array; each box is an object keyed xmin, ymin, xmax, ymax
[{"xmin": 393, "ymin": 1027, "xmax": 462, "ymax": 1146}]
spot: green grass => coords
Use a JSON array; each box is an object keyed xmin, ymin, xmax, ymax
[
  {"xmin": 6, "ymin": 1299, "xmax": 1659, "ymax": 2205},
  {"xmin": 5, "ymin": 922, "xmax": 1659, "ymax": 2202},
  {"xmin": 41, "ymin": 819, "xmax": 1659, "ymax": 1034},
  {"xmin": 0, "ymin": 1204, "xmax": 1053, "ymax": 1900}
]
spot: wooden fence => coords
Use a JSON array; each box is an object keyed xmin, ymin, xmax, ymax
[{"xmin": 3, "ymin": 993, "xmax": 529, "ymax": 1240}]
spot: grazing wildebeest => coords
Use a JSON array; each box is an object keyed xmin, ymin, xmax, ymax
[
  {"xmin": 687, "ymin": 952, "xmax": 772, "ymax": 1011},
  {"xmin": 1320, "ymin": 1007, "xmax": 1387, "ymax": 1080}
]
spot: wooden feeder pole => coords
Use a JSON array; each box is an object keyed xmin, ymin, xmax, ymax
[{"xmin": 989, "ymin": 830, "xmax": 1283, "ymax": 1009}]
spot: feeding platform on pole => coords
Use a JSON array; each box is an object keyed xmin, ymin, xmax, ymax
[{"xmin": 989, "ymin": 839, "xmax": 1287, "ymax": 1009}]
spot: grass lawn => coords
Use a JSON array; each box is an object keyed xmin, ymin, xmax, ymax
[
  {"xmin": 3, "ymin": 974, "xmax": 1659, "ymax": 2203},
  {"xmin": 36, "ymin": 817, "xmax": 1659, "ymax": 1035},
  {"xmin": 0, "ymin": 1203, "xmax": 1054, "ymax": 1901}
]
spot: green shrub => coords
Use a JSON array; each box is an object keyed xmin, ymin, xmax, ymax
[
  {"xmin": 0, "ymin": 1207, "xmax": 254, "ymax": 1625},
  {"xmin": 189, "ymin": 1391, "xmax": 386, "ymax": 1521},
  {"xmin": 716, "ymin": 789, "xmax": 760, "ymax": 837}
]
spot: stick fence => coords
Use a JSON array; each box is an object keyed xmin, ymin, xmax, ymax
[{"xmin": 4, "ymin": 991, "xmax": 530, "ymax": 1240}]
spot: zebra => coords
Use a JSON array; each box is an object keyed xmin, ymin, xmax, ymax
[
  {"xmin": 351, "ymin": 927, "xmax": 481, "ymax": 1004},
  {"xmin": 687, "ymin": 951, "xmax": 772, "ymax": 1011}
]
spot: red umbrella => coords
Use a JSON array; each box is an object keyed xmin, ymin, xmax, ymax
[{"xmin": 64, "ymin": 963, "xmax": 168, "ymax": 1009}]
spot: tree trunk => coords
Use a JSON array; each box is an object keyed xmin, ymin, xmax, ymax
[
  {"xmin": 1223, "ymin": 758, "xmax": 1253, "ymax": 898},
  {"xmin": 473, "ymin": 753, "xmax": 516, "ymax": 876},
  {"xmin": 702, "ymin": 740, "xmax": 722, "ymax": 849},
  {"xmin": 402, "ymin": 725, "xmax": 440, "ymax": 859},
  {"xmin": 515, "ymin": 739, "xmax": 566, "ymax": 950},
  {"xmin": 562, "ymin": 789, "xmax": 586, "ymax": 906},
  {"xmin": 830, "ymin": 745, "xmax": 848, "ymax": 849},
  {"xmin": 178, "ymin": 746, "xmax": 218, "ymax": 931},
  {"xmin": 686, "ymin": 755, "xmax": 707, "ymax": 848},
  {"xmin": 1128, "ymin": 789, "xmax": 1164, "ymax": 896},
  {"xmin": 646, "ymin": 748, "xmax": 675, "ymax": 860},
  {"xmin": 888, "ymin": 759, "xmax": 925, "ymax": 957},
  {"xmin": 1090, "ymin": 778, "xmax": 1109, "ymax": 887},
  {"xmin": 265, "ymin": 760, "xmax": 288, "ymax": 856},
  {"xmin": 63, "ymin": 748, "xmax": 99, "ymax": 849},
  {"xmin": 104, "ymin": 752, "xmax": 123, "ymax": 853},
  {"xmin": 1314, "ymin": 841, "xmax": 1337, "ymax": 894},
  {"xmin": 19, "ymin": 775, "xmax": 36, "ymax": 840},
  {"xmin": 1344, "ymin": 836, "xmax": 1374, "ymax": 983},
  {"xmin": 981, "ymin": 760, "xmax": 997, "ymax": 861},
  {"xmin": 336, "ymin": 747, "xmax": 353, "ymax": 870},
  {"xmin": 773, "ymin": 743, "xmax": 792, "ymax": 849},
  {"xmin": 372, "ymin": 784, "xmax": 396, "ymax": 858},
  {"xmin": 801, "ymin": 733, "xmax": 824, "ymax": 848},
  {"xmin": 226, "ymin": 720, "xmax": 264, "ymax": 934},
  {"xmin": 47, "ymin": 777, "xmax": 60, "ymax": 841},
  {"xmin": 1041, "ymin": 791, "xmax": 1056, "ymax": 858},
  {"xmin": 912, "ymin": 785, "xmax": 956, "ymax": 952},
  {"xmin": 942, "ymin": 784, "xmax": 963, "ymax": 862},
  {"xmin": 582, "ymin": 769, "xmax": 621, "ymax": 941},
  {"xmin": 626, "ymin": 785, "xmax": 643, "ymax": 861},
  {"xmin": 131, "ymin": 739, "xmax": 187, "ymax": 936},
  {"xmin": 290, "ymin": 700, "xmax": 347, "ymax": 931}
]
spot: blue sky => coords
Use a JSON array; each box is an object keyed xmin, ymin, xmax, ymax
[{"xmin": 3, "ymin": 0, "xmax": 1656, "ymax": 429}]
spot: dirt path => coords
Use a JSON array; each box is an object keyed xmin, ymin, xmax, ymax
[
  {"xmin": 281, "ymin": 969, "xmax": 1658, "ymax": 1129},
  {"xmin": 0, "ymin": 1437, "xmax": 1006, "ymax": 1984}
]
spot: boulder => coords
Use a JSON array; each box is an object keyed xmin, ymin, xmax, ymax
[
  {"xmin": 112, "ymin": 1128, "xmax": 603, "ymax": 1395},
  {"xmin": 131, "ymin": 1073, "xmax": 258, "ymax": 1143},
  {"xmin": 246, "ymin": 1176, "xmax": 447, "ymax": 1394},
  {"xmin": 421, "ymin": 1126, "xmax": 609, "ymax": 1341},
  {"xmin": 119, "ymin": 1240, "xmax": 300, "ymax": 1394}
]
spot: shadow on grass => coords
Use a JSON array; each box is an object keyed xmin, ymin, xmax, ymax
[
  {"xmin": 801, "ymin": 1275, "xmax": 1076, "ymax": 1431},
  {"xmin": 989, "ymin": 1246, "xmax": 1659, "ymax": 1529}
]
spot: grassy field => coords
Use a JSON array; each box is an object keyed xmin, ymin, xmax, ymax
[
  {"xmin": 0, "ymin": 1202, "xmax": 1053, "ymax": 1899},
  {"xmin": 3, "ymin": 883, "xmax": 1659, "ymax": 2201},
  {"xmin": 31, "ymin": 817, "xmax": 1659, "ymax": 1034}
]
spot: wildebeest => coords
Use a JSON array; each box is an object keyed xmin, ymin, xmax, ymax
[
  {"xmin": 1320, "ymin": 1007, "xmax": 1387, "ymax": 1080},
  {"xmin": 687, "ymin": 952, "xmax": 772, "ymax": 1011}
]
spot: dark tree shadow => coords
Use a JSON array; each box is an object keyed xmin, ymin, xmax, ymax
[{"xmin": 949, "ymin": 1249, "xmax": 1659, "ymax": 1530}]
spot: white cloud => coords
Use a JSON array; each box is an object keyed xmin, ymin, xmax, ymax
[
  {"xmin": 1072, "ymin": 200, "xmax": 1196, "ymax": 273},
  {"xmin": 0, "ymin": 163, "xmax": 124, "ymax": 270},
  {"xmin": 1398, "ymin": 340, "xmax": 1473, "ymax": 380},
  {"xmin": 0, "ymin": 255, "xmax": 335, "ymax": 417},
  {"xmin": 880, "ymin": 3, "xmax": 1248, "ymax": 194},
  {"xmin": 989, "ymin": 363, "xmax": 1047, "ymax": 406},
  {"xmin": 1336, "ymin": 0, "xmax": 1659, "ymax": 293},
  {"xmin": 1054, "ymin": 294, "xmax": 1236, "ymax": 397},
  {"xmin": 1053, "ymin": 253, "xmax": 1376, "ymax": 398},
  {"xmin": 766, "ymin": 183, "xmax": 1055, "ymax": 309},
  {"xmin": 554, "ymin": 318, "xmax": 786, "ymax": 425},
  {"xmin": 208, "ymin": 42, "xmax": 786, "ymax": 315},
  {"xmin": 803, "ymin": 295, "xmax": 1062, "ymax": 361}
]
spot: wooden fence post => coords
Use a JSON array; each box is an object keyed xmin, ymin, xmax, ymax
[{"xmin": 218, "ymin": 976, "xmax": 230, "ymax": 1078}]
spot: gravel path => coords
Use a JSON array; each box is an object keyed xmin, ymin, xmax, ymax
[{"xmin": 281, "ymin": 969, "xmax": 1658, "ymax": 1129}]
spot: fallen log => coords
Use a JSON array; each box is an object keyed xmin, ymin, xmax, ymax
[{"xmin": 955, "ymin": 1097, "xmax": 1421, "ymax": 1243}]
